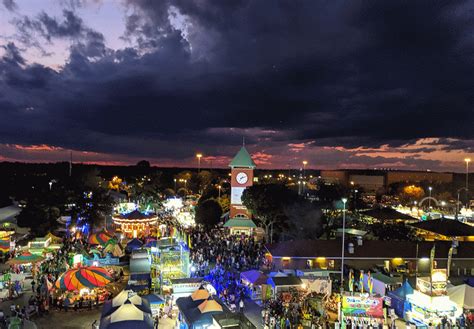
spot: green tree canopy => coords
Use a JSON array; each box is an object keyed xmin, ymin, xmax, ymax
[{"xmin": 195, "ymin": 198, "xmax": 222, "ymax": 227}]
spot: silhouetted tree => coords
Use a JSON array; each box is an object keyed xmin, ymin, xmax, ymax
[{"xmin": 195, "ymin": 199, "xmax": 222, "ymax": 227}]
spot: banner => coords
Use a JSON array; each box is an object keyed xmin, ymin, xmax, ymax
[
  {"xmin": 447, "ymin": 246, "xmax": 453, "ymax": 277},
  {"xmin": 342, "ymin": 295, "xmax": 384, "ymax": 318}
]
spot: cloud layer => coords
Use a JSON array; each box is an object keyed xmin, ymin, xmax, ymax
[{"xmin": 0, "ymin": 0, "xmax": 473, "ymax": 170}]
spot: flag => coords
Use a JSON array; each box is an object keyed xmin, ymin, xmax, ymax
[
  {"xmin": 349, "ymin": 270, "xmax": 354, "ymax": 292},
  {"xmin": 430, "ymin": 244, "xmax": 436, "ymax": 274},
  {"xmin": 359, "ymin": 270, "xmax": 364, "ymax": 293},
  {"xmin": 367, "ymin": 271, "xmax": 374, "ymax": 295}
]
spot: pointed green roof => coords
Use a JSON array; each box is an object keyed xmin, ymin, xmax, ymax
[{"xmin": 229, "ymin": 146, "xmax": 256, "ymax": 168}]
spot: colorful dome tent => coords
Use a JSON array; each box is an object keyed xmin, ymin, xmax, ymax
[
  {"xmin": 6, "ymin": 251, "xmax": 44, "ymax": 265},
  {"xmin": 88, "ymin": 230, "xmax": 115, "ymax": 246},
  {"xmin": 104, "ymin": 241, "xmax": 123, "ymax": 258},
  {"xmin": 0, "ymin": 238, "xmax": 10, "ymax": 253},
  {"xmin": 55, "ymin": 266, "xmax": 112, "ymax": 291},
  {"xmin": 100, "ymin": 303, "xmax": 153, "ymax": 329},
  {"xmin": 197, "ymin": 299, "xmax": 223, "ymax": 313}
]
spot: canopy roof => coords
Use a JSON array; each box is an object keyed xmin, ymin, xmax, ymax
[
  {"xmin": 268, "ymin": 276, "xmax": 302, "ymax": 287},
  {"xmin": 191, "ymin": 289, "xmax": 210, "ymax": 301},
  {"xmin": 361, "ymin": 207, "xmax": 416, "ymax": 221},
  {"xmin": 389, "ymin": 280, "xmax": 413, "ymax": 299},
  {"xmin": 240, "ymin": 270, "xmax": 267, "ymax": 285},
  {"xmin": 448, "ymin": 284, "xmax": 474, "ymax": 309},
  {"xmin": 100, "ymin": 303, "xmax": 153, "ymax": 329},
  {"xmin": 229, "ymin": 146, "xmax": 256, "ymax": 168},
  {"xmin": 114, "ymin": 210, "xmax": 157, "ymax": 221},
  {"xmin": 55, "ymin": 266, "xmax": 111, "ymax": 291},
  {"xmin": 198, "ymin": 300, "xmax": 223, "ymax": 313},
  {"xmin": 410, "ymin": 218, "xmax": 474, "ymax": 237},
  {"xmin": 223, "ymin": 218, "xmax": 257, "ymax": 228},
  {"xmin": 7, "ymin": 251, "xmax": 44, "ymax": 265}
]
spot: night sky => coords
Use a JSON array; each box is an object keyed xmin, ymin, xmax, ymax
[{"xmin": 1, "ymin": 0, "xmax": 473, "ymax": 171}]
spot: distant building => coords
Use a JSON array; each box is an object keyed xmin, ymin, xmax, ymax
[
  {"xmin": 320, "ymin": 169, "xmax": 454, "ymax": 190},
  {"xmin": 265, "ymin": 239, "xmax": 474, "ymax": 275},
  {"xmin": 385, "ymin": 171, "xmax": 453, "ymax": 185}
]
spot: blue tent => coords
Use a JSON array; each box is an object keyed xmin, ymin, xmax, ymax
[
  {"xmin": 143, "ymin": 294, "xmax": 165, "ymax": 305},
  {"xmin": 126, "ymin": 239, "xmax": 143, "ymax": 252},
  {"xmin": 387, "ymin": 280, "xmax": 413, "ymax": 318}
]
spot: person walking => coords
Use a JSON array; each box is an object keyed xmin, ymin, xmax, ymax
[{"xmin": 239, "ymin": 299, "xmax": 244, "ymax": 313}]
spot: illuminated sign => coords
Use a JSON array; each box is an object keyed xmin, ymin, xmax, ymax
[{"xmin": 342, "ymin": 295, "xmax": 384, "ymax": 318}]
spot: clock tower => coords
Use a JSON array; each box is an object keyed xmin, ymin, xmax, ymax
[{"xmin": 229, "ymin": 146, "xmax": 255, "ymax": 218}]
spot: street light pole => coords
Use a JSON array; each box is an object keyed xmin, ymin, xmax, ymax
[
  {"xmin": 302, "ymin": 160, "xmax": 308, "ymax": 178},
  {"xmin": 218, "ymin": 185, "xmax": 221, "ymax": 198},
  {"xmin": 196, "ymin": 153, "xmax": 203, "ymax": 173},
  {"xmin": 428, "ymin": 186, "xmax": 432, "ymax": 209},
  {"xmin": 341, "ymin": 198, "xmax": 348, "ymax": 291},
  {"xmin": 465, "ymin": 158, "xmax": 471, "ymax": 207},
  {"xmin": 174, "ymin": 178, "xmax": 177, "ymax": 192}
]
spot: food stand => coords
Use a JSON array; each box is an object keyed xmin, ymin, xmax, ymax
[{"xmin": 404, "ymin": 269, "xmax": 461, "ymax": 326}]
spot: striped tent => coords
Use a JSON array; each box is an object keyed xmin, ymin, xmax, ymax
[
  {"xmin": 6, "ymin": 251, "xmax": 44, "ymax": 265},
  {"xmin": 88, "ymin": 230, "xmax": 114, "ymax": 246},
  {"xmin": 55, "ymin": 266, "xmax": 112, "ymax": 291},
  {"xmin": 0, "ymin": 238, "xmax": 10, "ymax": 253}
]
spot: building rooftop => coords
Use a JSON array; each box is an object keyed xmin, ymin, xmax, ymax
[
  {"xmin": 410, "ymin": 218, "xmax": 474, "ymax": 237},
  {"xmin": 361, "ymin": 207, "xmax": 417, "ymax": 221},
  {"xmin": 229, "ymin": 146, "xmax": 256, "ymax": 168},
  {"xmin": 265, "ymin": 239, "xmax": 474, "ymax": 259}
]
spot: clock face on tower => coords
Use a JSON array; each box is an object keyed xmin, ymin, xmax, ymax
[{"xmin": 236, "ymin": 172, "xmax": 248, "ymax": 185}]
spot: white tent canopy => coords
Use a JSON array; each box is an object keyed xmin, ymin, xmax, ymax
[
  {"xmin": 448, "ymin": 284, "xmax": 474, "ymax": 309},
  {"xmin": 111, "ymin": 303, "xmax": 145, "ymax": 322}
]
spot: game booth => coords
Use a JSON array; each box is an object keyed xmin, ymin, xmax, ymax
[
  {"xmin": 340, "ymin": 293, "xmax": 385, "ymax": 328},
  {"xmin": 240, "ymin": 270, "xmax": 267, "ymax": 300}
]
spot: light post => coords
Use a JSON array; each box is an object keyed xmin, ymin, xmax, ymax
[
  {"xmin": 465, "ymin": 158, "xmax": 471, "ymax": 207},
  {"xmin": 218, "ymin": 185, "xmax": 221, "ymax": 198},
  {"xmin": 456, "ymin": 187, "xmax": 468, "ymax": 221},
  {"xmin": 340, "ymin": 198, "xmax": 348, "ymax": 291},
  {"xmin": 184, "ymin": 179, "xmax": 187, "ymax": 193},
  {"xmin": 428, "ymin": 186, "xmax": 432, "ymax": 209},
  {"xmin": 174, "ymin": 178, "xmax": 177, "ymax": 192},
  {"xmin": 48, "ymin": 181, "xmax": 53, "ymax": 191},
  {"xmin": 196, "ymin": 153, "xmax": 203, "ymax": 173},
  {"xmin": 354, "ymin": 189, "xmax": 358, "ymax": 212},
  {"xmin": 302, "ymin": 160, "xmax": 308, "ymax": 178}
]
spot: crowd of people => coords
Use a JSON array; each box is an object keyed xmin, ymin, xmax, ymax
[
  {"xmin": 188, "ymin": 228, "xmax": 265, "ymax": 310},
  {"xmin": 262, "ymin": 289, "xmax": 330, "ymax": 329}
]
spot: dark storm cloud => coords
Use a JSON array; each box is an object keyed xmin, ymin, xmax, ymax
[
  {"xmin": 2, "ymin": 0, "xmax": 16, "ymax": 11},
  {"xmin": 1, "ymin": 0, "xmax": 474, "ymax": 161}
]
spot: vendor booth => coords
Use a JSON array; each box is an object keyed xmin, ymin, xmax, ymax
[
  {"xmin": 266, "ymin": 276, "xmax": 303, "ymax": 298},
  {"xmin": 448, "ymin": 284, "xmax": 474, "ymax": 310},
  {"xmin": 176, "ymin": 289, "xmax": 225, "ymax": 329},
  {"xmin": 404, "ymin": 270, "xmax": 461, "ymax": 326},
  {"xmin": 240, "ymin": 270, "xmax": 267, "ymax": 300},
  {"xmin": 341, "ymin": 293, "xmax": 385, "ymax": 328},
  {"xmin": 102, "ymin": 290, "xmax": 152, "ymax": 317},
  {"xmin": 363, "ymin": 272, "xmax": 402, "ymax": 297},
  {"xmin": 386, "ymin": 280, "xmax": 413, "ymax": 318},
  {"xmin": 100, "ymin": 302, "xmax": 154, "ymax": 329}
]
